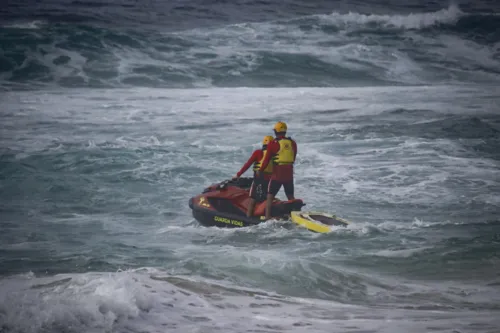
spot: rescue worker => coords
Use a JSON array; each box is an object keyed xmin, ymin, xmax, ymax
[
  {"xmin": 233, "ymin": 135, "xmax": 274, "ymax": 217},
  {"xmin": 256, "ymin": 121, "xmax": 297, "ymax": 220}
]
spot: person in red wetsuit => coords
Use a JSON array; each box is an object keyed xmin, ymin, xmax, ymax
[
  {"xmin": 257, "ymin": 121, "xmax": 297, "ymax": 220},
  {"xmin": 233, "ymin": 135, "xmax": 274, "ymax": 217}
]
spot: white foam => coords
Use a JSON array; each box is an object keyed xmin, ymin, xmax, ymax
[
  {"xmin": 434, "ymin": 34, "xmax": 500, "ymax": 73},
  {"xmin": 372, "ymin": 246, "xmax": 432, "ymax": 258},
  {"xmin": 158, "ymin": 4, "xmax": 495, "ymax": 87},
  {"xmin": 2, "ymin": 86, "xmax": 498, "ymax": 228},
  {"xmin": 2, "ymin": 20, "xmax": 46, "ymax": 30},
  {"xmin": 318, "ymin": 5, "xmax": 464, "ymax": 30},
  {"xmin": 1, "ymin": 270, "xmax": 498, "ymax": 333}
]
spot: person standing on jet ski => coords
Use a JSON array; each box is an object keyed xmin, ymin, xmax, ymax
[
  {"xmin": 233, "ymin": 135, "xmax": 275, "ymax": 217},
  {"xmin": 256, "ymin": 121, "xmax": 297, "ymax": 220}
]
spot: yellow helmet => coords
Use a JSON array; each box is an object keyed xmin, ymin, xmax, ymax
[
  {"xmin": 273, "ymin": 121, "xmax": 287, "ymax": 133},
  {"xmin": 262, "ymin": 135, "xmax": 273, "ymax": 145}
]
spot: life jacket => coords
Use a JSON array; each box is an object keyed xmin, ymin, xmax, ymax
[
  {"xmin": 272, "ymin": 137, "xmax": 295, "ymax": 166},
  {"xmin": 253, "ymin": 146, "xmax": 273, "ymax": 174}
]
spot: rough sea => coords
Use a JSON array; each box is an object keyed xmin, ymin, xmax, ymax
[{"xmin": 1, "ymin": 0, "xmax": 500, "ymax": 332}]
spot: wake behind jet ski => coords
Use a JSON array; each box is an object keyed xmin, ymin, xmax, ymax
[{"xmin": 188, "ymin": 178, "xmax": 350, "ymax": 232}]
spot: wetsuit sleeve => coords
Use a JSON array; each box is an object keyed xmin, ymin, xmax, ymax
[
  {"xmin": 293, "ymin": 139, "xmax": 297, "ymax": 160},
  {"xmin": 237, "ymin": 150, "xmax": 260, "ymax": 177},
  {"xmin": 259, "ymin": 141, "xmax": 278, "ymax": 172}
]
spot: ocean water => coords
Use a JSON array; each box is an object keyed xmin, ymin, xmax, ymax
[{"xmin": 1, "ymin": 1, "xmax": 500, "ymax": 332}]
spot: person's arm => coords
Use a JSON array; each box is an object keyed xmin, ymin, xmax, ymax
[
  {"xmin": 259, "ymin": 141, "xmax": 277, "ymax": 172},
  {"xmin": 236, "ymin": 150, "xmax": 260, "ymax": 177},
  {"xmin": 292, "ymin": 139, "xmax": 297, "ymax": 160}
]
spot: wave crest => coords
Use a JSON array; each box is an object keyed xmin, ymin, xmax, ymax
[
  {"xmin": 1, "ymin": 6, "xmax": 499, "ymax": 89},
  {"xmin": 318, "ymin": 4, "xmax": 464, "ymax": 30}
]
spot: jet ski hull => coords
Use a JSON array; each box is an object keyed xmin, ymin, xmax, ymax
[
  {"xmin": 189, "ymin": 197, "xmax": 262, "ymax": 228},
  {"xmin": 188, "ymin": 178, "xmax": 305, "ymax": 228}
]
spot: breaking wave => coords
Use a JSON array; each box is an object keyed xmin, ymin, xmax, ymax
[{"xmin": 1, "ymin": 5, "xmax": 499, "ymax": 89}]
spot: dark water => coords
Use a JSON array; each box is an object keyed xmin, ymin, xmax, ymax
[
  {"xmin": 1, "ymin": 1, "xmax": 500, "ymax": 89},
  {"xmin": 1, "ymin": 1, "xmax": 500, "ymax": 332}
]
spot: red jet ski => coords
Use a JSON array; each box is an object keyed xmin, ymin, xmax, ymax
[{"xmin": 188, "ymin": 177, "xmax": 305, "ymax": 228}]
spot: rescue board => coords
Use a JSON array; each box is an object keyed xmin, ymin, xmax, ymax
[{"xmin": 290, "ymin": 211, "xmax": 350, "ymax": 233}]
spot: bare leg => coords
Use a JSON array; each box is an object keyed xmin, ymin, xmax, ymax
[
  {"xmin": 247, "ymin": 198, "xmax": 256, "ymax": 217},
  {"xmin": 265, "ymin": 193, "xmax": 274, "ymax": 219}
]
